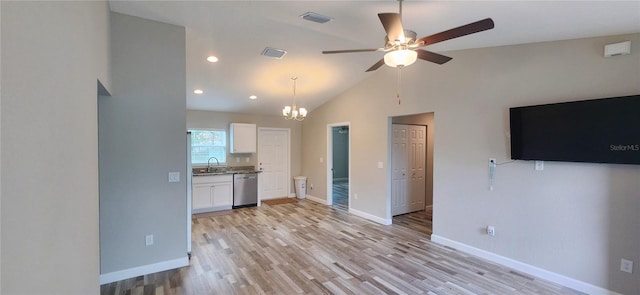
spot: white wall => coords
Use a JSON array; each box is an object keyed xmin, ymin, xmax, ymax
[
  {"xmin": 99, "ymin": 12, "xmax": 187, "ymax": 280},
  {"xmin": 1, "ymin": 1, "xmax": 111, "ymax": 293},
  {"xmin": 301, "ymin": 34, "xmax": 640, "ymax": 294},
  {"xmin": 1, "ymin": 2, "xmax": 3, "ymax": 291}
]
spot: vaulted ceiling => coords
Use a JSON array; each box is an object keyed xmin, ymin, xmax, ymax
[{"xmin": 108, "ymin": 1, "xmax": 640, "ymax": 116}]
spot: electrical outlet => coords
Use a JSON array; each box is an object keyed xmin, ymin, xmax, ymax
[
  {"xmin": 486, "ymin": 226, "xmax": 495, "ymax": 236},
  {"xmin": 310, "ymin": 183, "xmax": 313, "ymax": 190},
  {"xmin": 535, "ymin": 161, "xmax": 544, "ymax": 171},
  {"xmin": 489, "ymin": 158, "xmax": 496, "ymax": 166},
  {"xmin": 145, "ymin": 234, "xmax": 154, "ymax": 246},
  {"xmin": 621, "ymin": 258, "xmax": 633, "ymax": 273}
]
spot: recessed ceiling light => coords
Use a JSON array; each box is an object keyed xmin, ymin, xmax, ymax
[
  {"xmin": 249, "ymin": 95, "xmax": 257, "ymax": 100},
  {"xmin": 193, "ymin": 89, "xmax": 203, "ymax": 94},
  {"xmin": 206, "ymin": 55, "xmax": 218, "ymax": 63}
]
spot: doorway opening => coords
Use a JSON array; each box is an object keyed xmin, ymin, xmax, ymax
[
  {"xmin": 327, "ymin": 123, "xmax": 350, "ymax": 212},
  {"xmin": 389, "ymin": 113, "xmax": 434, "ymax": 235}
]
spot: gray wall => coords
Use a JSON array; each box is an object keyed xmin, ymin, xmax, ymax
[
  {"xmin": 99, "ymin": 12, "xmax": 187, "ymax": 275},
  {"xmin": 187, "ymin": 110, "xmax": 302, "ymax": 193},
  {"xmin": 331, "ymin": 127, "xmax": 349, "ymax": 180},
  {"xmin": 301, "ymin": 34, "xmax": 640, "ymax": 294},
  {"xmin": 1, "ymin": 1, "xmax": 111, "ymax": 293}
]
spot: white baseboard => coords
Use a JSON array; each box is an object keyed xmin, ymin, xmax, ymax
[
  {"xmin": 304, "ymin": 195, "xmax": 391, "ymax": 225},
  {"xmin": 430, "ymin": 235, "xmax": 620, "ymax": 295},
  {"xmin": 100, "ymin": 256, "xmax": 189, "ymax": 285},
  {"xmin": 304, "ymin": 194, "xmax": 329, "ymax": 205},
  {"xmin": 349, "ymin": 208, "xmax": 392, "ymax": 225}
]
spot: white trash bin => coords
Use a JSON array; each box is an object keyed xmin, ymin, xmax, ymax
[{"xmin": 294, "ymin": 176, "xmax": 307, "ymax": 199}]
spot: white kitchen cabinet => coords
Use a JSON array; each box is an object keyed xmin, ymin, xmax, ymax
[
  {"xmin": 192, "ymin": 174, "xmax": 233, "ymax": 213},
  {"xmin": 230, "ymin": 123, "xmax": 256, "ymax": 153}
]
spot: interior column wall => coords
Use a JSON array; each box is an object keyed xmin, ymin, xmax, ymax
[{"xmin": 99, "ymin": 12, "xmax": 187, "ymax": 277}]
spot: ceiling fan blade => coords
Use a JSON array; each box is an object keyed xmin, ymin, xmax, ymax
[
  {"xmin": 416, "ymin": 18, "xmax": 494, "ymax": 46},
  {"xmin": 322, "ymin": 48, "xmax": 383, "ymax": 54},
  {"xmin": 416, "ymin": 49, "xmax": 452, "ymax": 65},
  {"xmin": 365, "ymin": 59, "xmax": 385, "ymax": 72},
  {"xmin": 378, "ymin": 13, "xmax": 405, "ymax": 43}
]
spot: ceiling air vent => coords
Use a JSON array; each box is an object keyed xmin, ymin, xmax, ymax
[
  {"xmin": 261, "ymin": 47, "xmax": 287, "ymax": 59},
  {"xmin": 300, "ymin": 12, "xmax": 333, "ymax": 24}
]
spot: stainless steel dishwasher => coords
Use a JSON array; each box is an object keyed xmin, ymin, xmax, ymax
[{"xmin": 233, "ymin": 173, "xmax": 258, "ymax": 208}]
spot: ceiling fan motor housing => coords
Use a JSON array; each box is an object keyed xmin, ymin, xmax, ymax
[{"xmin": 385, "ymin": 30, "xmax": 418, "ymax": 49}]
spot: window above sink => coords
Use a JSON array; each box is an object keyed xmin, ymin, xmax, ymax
[{"xmin": 190, "ymin": 129, "xmax": 226, "ymax": 165}]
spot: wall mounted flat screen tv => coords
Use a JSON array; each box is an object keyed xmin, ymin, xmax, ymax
[{"xmin": 510, "ymin": 94, "xmax": 640, "ymax": 165}]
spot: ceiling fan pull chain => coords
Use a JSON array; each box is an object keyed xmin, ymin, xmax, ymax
[{"xmin": 397, "ymin": 67, "xmax": 402, "ymax": 105}]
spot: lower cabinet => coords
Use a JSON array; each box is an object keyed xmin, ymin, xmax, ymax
[{"xmin": 192, "ymin": 174, "xmax": 233, "ymax": 213}]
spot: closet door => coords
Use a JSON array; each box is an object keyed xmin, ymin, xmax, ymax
[
  {"xmin": 391, "ymin": 125, "xmax": 409, "ymax": 216},
  {"xmin": 391, "ymin": 124, "xmax": 426, "ymax": 216},
  {"xmin": 407, "ymin": 125, "xmax": 426, "ymax": 212}
]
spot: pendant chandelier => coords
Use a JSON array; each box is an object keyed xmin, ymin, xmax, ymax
[{"xmin": 282, "ymin": 77, "xmax": 307, "ymax": 121}]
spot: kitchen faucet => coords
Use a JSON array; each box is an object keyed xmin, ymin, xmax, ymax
[{"xmin": 207, "ymin": 157, "xmax": 220, "ymax": 172}]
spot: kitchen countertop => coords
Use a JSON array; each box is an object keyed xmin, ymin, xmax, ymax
[{"xmin": 192, "ymin": 166, "xmax": 261, "ymax": 176}]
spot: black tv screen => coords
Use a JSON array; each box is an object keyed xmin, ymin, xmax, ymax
[{"xmin": 510, "ymin": 95, "xmax": 640, "ymax": 165}]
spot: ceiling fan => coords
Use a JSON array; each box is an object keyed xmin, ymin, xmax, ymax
[{"xmin": 322, "ymin": 0, "xmax": 495, "ymax": 72}]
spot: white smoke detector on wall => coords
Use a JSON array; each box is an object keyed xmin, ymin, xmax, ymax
[{"xmin": 604, "ymin": 40, "xmax": 631, "ymax": 57}]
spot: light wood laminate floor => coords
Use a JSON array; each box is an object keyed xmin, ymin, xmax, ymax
[
  {"xmin": 332, "ymin": 179, "xmax": 349, "ymax": 212},
  {"xmin": 101, "ymin": 200, "xmax": 582, "ymax": 295}
]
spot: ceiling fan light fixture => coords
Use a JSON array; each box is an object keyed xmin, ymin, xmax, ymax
[{"xmin": 384, "ymin": 49, "xmax": 417, "ymax": 68}]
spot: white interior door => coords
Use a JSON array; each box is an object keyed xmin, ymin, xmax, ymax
[
  {"xmin": 392, "ymin": 125, "xmax": 409, "ymax": 216},
  {"xmin": 392, "ymin": 124, "xmax": 426, "ymax": 216},
  {"xmin": 408, "ymin": 125, "xmax": 426, "ymax": 212},
  {"xmin": 258, "ymin": 128, "xmax": 290, "ymax": 200}
]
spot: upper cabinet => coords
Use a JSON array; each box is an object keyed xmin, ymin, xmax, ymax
[{"xmin": 229, "ymin": 123, "xmax": 256, "ymax": 153}]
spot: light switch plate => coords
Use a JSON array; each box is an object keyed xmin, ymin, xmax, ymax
[
  {"xmin": 145, "ymin": 234, "xmax": 154, "ymax": 246},
  {"xmin": 168, "ymin": 172, "xmax": 180, "ymax": 182},
  {"xmin": 621, "ymin": 258, "xmax": 633, "ymax": 273},
  {"xmin": 377, "ymin": 161, "xmax": 384, "ymax": 169}
]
